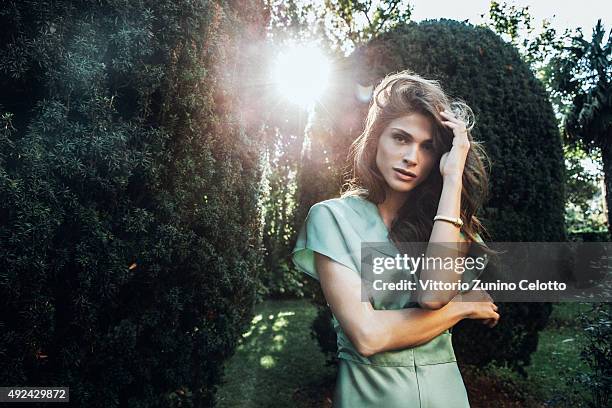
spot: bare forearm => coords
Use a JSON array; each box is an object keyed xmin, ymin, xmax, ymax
[
  {"xmin": 360, "ymin": 302, "xmax": 466, "ymax": 355},
  {"xmin": 435, "ymin": 175, "xmax": 462, "ymax": 219},
  {"xmin": 419, "ymin": 176, "xmax": 465, "ymax": 307}
]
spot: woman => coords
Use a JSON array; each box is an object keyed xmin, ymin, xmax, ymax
[{"xmin": 292, "ymin": 70, "xmax": 500, "ymax": 407}]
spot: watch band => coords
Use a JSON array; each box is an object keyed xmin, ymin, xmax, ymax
[{"xmin": 433, "ymin": 214, "xmax": 464, "ymax": 228}]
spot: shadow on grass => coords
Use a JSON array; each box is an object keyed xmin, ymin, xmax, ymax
[{"xmin": 215, "ymin": 299, "xmax": 336, "ymax": 408}]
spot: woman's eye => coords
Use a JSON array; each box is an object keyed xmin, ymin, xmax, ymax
[
  {"xmin": 392, "ymin": 134, "xmax": 434, "ymax": 150},
  {"xmin": 393, "ymin": 134, "xmax": 408, "ymax": 143}
]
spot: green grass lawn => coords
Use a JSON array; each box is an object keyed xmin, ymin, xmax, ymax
[
  {"xmin": 216, "ymin": 300, "xmax": 597, "ymax": 407},
  {"xmin": 484, "ymin": 302, "xmax": 595, "ymax": 407},
  {"xmin": 214, "ymin": 299, "xmax": 336, "ymax": 408},
  {"xmin": 525, "ymin": 303, "xmax": 593, "ymax": 404}
]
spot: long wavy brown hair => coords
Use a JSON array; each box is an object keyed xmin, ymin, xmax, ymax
[{"xmin": 341, "ymin": 69, "xmax": 492, "ymax": 246}]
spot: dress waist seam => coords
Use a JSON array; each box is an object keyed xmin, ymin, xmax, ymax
[{"xmin": 338, "ymin": 354, "xmax": 457, "ymax": 367}]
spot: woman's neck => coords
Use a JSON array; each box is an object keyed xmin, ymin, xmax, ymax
[{"xmin": 377, "ymin": 189, "xmax": 410, "ymax": 230}]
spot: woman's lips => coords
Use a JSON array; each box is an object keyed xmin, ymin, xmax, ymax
[{"xmin": 393, "ymin": 168, "xmax": 417, "ymax": 181}]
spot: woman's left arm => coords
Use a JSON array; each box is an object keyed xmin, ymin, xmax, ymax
[{"xmin": 417, "ymin": 110, "xmax": 472, "ymax": 309}]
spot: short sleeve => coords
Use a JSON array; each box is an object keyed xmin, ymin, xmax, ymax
[
  {"xmin": 291, "ymin": 203, "xmax": 358, "ymax": 281},
  {"xmin": 459, "ymin": 232, "xmax": 490, "ymax": 292}
]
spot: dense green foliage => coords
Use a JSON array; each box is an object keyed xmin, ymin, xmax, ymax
[
  {"xmin": 0, "ymin": 1, "xmax": 267, "ymax": 406},
  {"xmin": 564, "ymin": 145, "xmax": 607, "ymax": 233},
  {"xmin": 472, "ymin": 2, "xmax": 606, "ymax": 236},
  {"xmin": 547, "ymin": 20, "xmax": 612, "ymax": 237},
  {"xmin": 303, "ymin": 19, "xmax": 566, "ymax": 374},
  {"xmin": 569, "ymin": 303, "xmax": 612, "ymax": 407},
  {"xmin": 258, "ymin": 113, "xmax": 309, "ymax": 299}
]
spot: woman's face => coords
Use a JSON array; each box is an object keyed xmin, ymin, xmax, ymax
[{"xmin": 375, "ymin": 113, "xmax": 438, "ymax": 194}]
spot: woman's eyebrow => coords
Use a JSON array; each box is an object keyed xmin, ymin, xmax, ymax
[{"xmin": 391, "ymin": 128, "xmax": 433, "ymax": 142}]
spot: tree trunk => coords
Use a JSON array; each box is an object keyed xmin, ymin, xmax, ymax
[{"xmin": 601, "ymin": 141, "xmax": 612, "ymax": 238}]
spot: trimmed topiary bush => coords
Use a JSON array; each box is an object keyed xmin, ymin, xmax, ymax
[
  {"xmin": 0, "ymin": 1, "xmax": 268, "ymax": 406},
  {"xmin": 302, "ymin": 19, "xmax": 565, "ymax": 374}
]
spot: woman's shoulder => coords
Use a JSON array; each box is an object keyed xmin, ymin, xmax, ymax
[
  {"xmin": 309, "ymin": 194, "xmax": 368, "ymax": 215},
  {"xmin": 305, "ymin": 195, "xmax": 375, "ymax": 235}
]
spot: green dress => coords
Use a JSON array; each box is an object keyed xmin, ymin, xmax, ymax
[{"xmin": 292, "ymin": 195, "xmax": 488, "ymax": 408}]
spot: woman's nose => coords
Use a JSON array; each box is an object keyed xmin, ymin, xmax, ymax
[{"xmin": 402, "ymin": 146, "xmax": 418, "ymax": 164}]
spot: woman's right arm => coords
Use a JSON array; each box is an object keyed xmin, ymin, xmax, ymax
[{"xmin": 316, "ymin": 252, "xmax": 499, "ymax": 357}]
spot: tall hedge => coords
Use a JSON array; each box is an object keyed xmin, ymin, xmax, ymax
[
  {"xmin": 303, "ymin": 19, "xmax": 566, "ymax": 373},
  {"xmin": 0, "ymin": 1, "xmax": 267, "ymax": 406}
]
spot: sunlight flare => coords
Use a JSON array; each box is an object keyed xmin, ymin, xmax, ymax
[{"xmin": 270, "ymin": 42, "xmax": 331, "ymax": 107}]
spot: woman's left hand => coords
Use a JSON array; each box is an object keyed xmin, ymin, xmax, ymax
[{"xmin": 439, "ymin": 110, "xmax": 470, "ymax": 180}]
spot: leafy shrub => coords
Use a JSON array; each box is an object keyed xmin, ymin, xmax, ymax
[
  {"xmin": 575, "ymin": 303, "xmax": 612, "ymax": 408},
  {"xmin": 0, "ymin": 1, "xmax": 267, "ymax": 406}
]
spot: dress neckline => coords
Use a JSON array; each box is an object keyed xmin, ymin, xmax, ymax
[
  {"xmin": 350, "ymin": 195, "xmax": 391, "ymax": 235},
  {"xmin": 348, "ymin": 195, "xmax": 402, "ymax": 257}
]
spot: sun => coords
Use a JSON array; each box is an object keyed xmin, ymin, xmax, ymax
[{"xmin": 270, "ymin": 42, "xmax": 331, "ymax": 108}]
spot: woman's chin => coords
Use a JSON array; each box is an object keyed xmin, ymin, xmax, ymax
[{"xmin": 387, "ymin": 179, "xmax": 417, "ymax": 193}]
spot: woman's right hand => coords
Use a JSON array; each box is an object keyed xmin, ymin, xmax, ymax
[{"xmin": 452, "ymin": 289, "xmax": 500, "ymax": 328}]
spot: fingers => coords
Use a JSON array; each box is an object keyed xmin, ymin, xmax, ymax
[
  {"xmin": 481, "ymin": 314, "xmax": 500, "ymax": 328},
  {"xmin": 439, "ymin": 111, "xmax": 465, "ymax": 126},
  {"xmin": 487, "ymin": 309, "xmax": 500, "ymax": 328},
  {"xmin": 440, "ymin": 111, "xmax": 468, "ymax": 135},
  {"xmin": 478, "ymin": 304, "xmax": 499, "ymax": 328},
  {"xmin": 439, "ymin": 110, "xmax": 458, "ymax": 121},
  {"xmin": 483, "ymin": 318, "xmax": 498, "ymax": 328},
  {"xmin": 490, "ymin": 312, "xmax": 500, "ymax": 328},
  {"xmin": 447, "ymin": 125, "xmax": 468, "ymax": 137}
]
